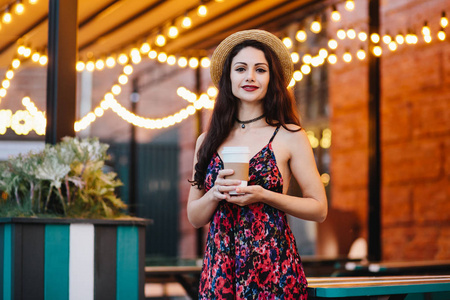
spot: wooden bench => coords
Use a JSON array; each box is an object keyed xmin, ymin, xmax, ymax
[{"xmin": 307, "ymin": 275, "xmax": 450, "ymax": 299}]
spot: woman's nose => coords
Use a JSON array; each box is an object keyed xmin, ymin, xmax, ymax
[{"xmin": 245, "ymin": 70, "xmax": 255, "ymax": 82}]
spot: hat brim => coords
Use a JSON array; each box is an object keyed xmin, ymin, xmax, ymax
[{"xmin": 210, "ymin": 29, "xmax": 293, "ymax": 88}]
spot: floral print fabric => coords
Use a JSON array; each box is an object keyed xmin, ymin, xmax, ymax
[{"xmin": 199, "ymin": 126, "xmax": 308, "ymax": 299}]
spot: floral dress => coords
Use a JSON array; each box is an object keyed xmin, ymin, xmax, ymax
[{"xmin": 199, "ymin": 126, "xmax": 308, "ymax": 299}]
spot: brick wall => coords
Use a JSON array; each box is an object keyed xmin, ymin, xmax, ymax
[{"xmin": 329, "ymin": 0, "xmax": 450, "ymax": 260}]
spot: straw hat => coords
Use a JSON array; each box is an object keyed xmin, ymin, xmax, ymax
[{"xmin": 210, "ymin": 29, "xmax": 293, "ymax": 87}]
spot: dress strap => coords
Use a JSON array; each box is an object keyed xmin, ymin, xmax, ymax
[{"xmin": 269, "ymin": 125, "xmax": 281, "ymax": 143}]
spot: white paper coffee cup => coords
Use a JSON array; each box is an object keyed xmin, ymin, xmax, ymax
[{"xmin": 221, "ymin": 147, "xmax": 250, "ymax": 195}]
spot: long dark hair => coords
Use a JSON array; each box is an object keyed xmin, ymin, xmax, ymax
[{"xmin": 191, "ymin": 40, "xmax": 301, "ymax": 189}]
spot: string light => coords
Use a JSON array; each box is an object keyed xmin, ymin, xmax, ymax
[
  {"xmin": 395, "ymin": 33, "xmax": 405, "ymax": 44},
  {"xmin": 318, "ymin": 48, "xmax": 328, "ymax": 59},
  {"xmin": 123, "ymin": 64, "xmax": 133, "ymax": 75},
  {"xmin": 106, "ymin": 56, "xmax": 116, "ymax": 68},
  {"xmin": 337, "ymin": 29, "xmax": 346, "ymax": 40},
  {"xmin": 12, "ymin": 59, "xmax": 20, "ymax": 69},
  {"xmin": 140, "ymin": 42, "xmax": 151, "ymax": 54},
  {"xmin": 388, "ymin": 41, "xmax": 397, "ymax": 51},
  {"xmin": 118, "ymin": 74, "xmax": 128, "ymax": 85},
  {"xmin": 300, "ymin": 64, "xmax": 311, "ymax": 75},
  {"xmin": 291, "ymin": 52, "xmax": 300, "ymax": 63},
  {"xmin": 382, "ymin": 34, "xmax": 392, "ymax": 44},
  {"xmin": 371, "ymin": 33, "xmax": 380, "ymax": 43},
  {"xmin": 296, "ymin": 29, "xmax": 307, "ymax": 42},
  {"xmin": 343, "ymin": 50, "xmax": 352, "ymax": 62},
  {"xmin": 441, "ymin": 11, "xmax": 448, "ymax": 28},
  {"xmin": 200, "ymin": 57, "xmax": 210, "ymax": 68},
  {"xmin": 293, "ymin": 70, "xmax": 303, "ymax": 81},
  {"xmin": 373, "ymin": 45, "xmax": 382, "ymax": 56},
  {"xmin": 31, "ymin": 52, "xmax": 40, "ymax": 62},
  {"xmin": 86, "ymin": 60, "xmax": 95, "ymax": 72},
  {"xmin": 178, "ymin": 57, "xmax": 188, "ymax": 68},
  {"xmin": 76, "ymin": 61, "xmax": 85, "ymax": 72},
  {"xmin": 95, "ymin": 59, "xmax": 105, "ymax": 70},
  {"xmin": 182, "ymin": 14, "xmax": 192, "ymax": 28},
  {"xmin": 118, "ymin": 53, "xmax": 128, "ymax": 65},
  {"xmin": 282, "ymin": 37, "xmax": 293, "ymax": 49},
  {"xmin": 328, "ymin": 39, "xmax": 338, "ymax": 49},
  {"xmin": 167, "ymin": 55, "xmax": 177, "ymax": 65},
  {"xmin": 356, "ymin": 48, "xmax": 366, "ymax": 60},
  {"xmin": 197, "ymin": 4, "xmax": 207, "ymax": 17},
  {"xmin": 345, "ymin": 0, "xmax": 355, "ymax": 11},
  {"xmin": 29, "ymin": 0, "xmax": 38, "ymax": 4},
  {"xmin": 356, "ymin": 32, "xmax": 366, "ymax": 42},
  {"xmin": 347, "ymin": 29, "xmax": 356, "ymax": 39},
  {"xmin": 189, "ymin": 57, "xmax": 199, "ymax": 68},
  {"xmin": 6, "ymin": 70, "xmax": 14, "ymax": 80},
  {"xmin": 311, "ymin": 17, "xmax": 322, "ymax": 33},
  {"xmin": 2, "ymin": 9, "xmax": 12, "ymax": 24},
  {"xmin": 148, "ymin": 50, "xmax": 157, "ymax": 59},
  {"xmin": 168, "ymin": 25, "xmax": 179, "ymax": 38},
  {"xmin": 302, "ymin": 54, "xmax": 312, "ymax": 64},
  {"xmin": 155, "ymin": 34, "xmax": 166, "ymax": 46},
  {"xmin": 437, "ymin": 27, "xmax": 446, "ymax": 41},
  {"xmin": 157, "ymin": 52, "xmax": 167, "ymax": 63},
  {"xmin": 131, "ymin": 54, "xmax": 142, "ymax": 64},
  {"xmin": 422, "ymin": 21, "xmax": 431, "ymax": 36},
  {"xmin": 13, "ymin": 1, "xmax": 25, "ymax": 15},
  {"xmin": 331, "ymin": 5, "xmax": 340, "ymax": 22}
]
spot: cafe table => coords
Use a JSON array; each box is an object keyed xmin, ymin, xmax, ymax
[{"xmin": 307, "ymin": 275, "xmax": 450, "ymax": 299}]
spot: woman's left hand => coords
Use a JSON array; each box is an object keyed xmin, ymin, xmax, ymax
[{"xmin": 225, "ymin": 185, "xmax": 266, "ymax": 206}]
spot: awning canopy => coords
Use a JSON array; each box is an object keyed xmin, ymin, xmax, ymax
[{"xmin": 0, "ymin": 0, "xmax": 327, "ymax": 68}]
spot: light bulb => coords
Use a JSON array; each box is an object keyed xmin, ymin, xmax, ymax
[
  {"xmin": 331, "ymin": 6, "xmax": 340, "ymax": 22},
  {"xmin": 371, "ymin": 33, "xmax": 380, "ymax": 43},
  {"xmin": 157, "ymin": 52, "xmax": 167, "ymax": 63},
  {"xmin": 282, "ymin": 37, "xmax": 292, "ymax": 49},
  {"xmin": 358, "ymin": 32, "xmax": 368, "ymax": 41},
  {"xmin": 337, "ymin": 29, "xmax": 346, "ymax": 40},
  {"xmin": 95, "ymin": 59, "xmax": 105, "ymax": 70},
  {"xmin": 31, "ymin": 52, "xmax": 40, "ymax": 62},
  {"xmin": 6, "ymin": 70, "xmax": 14, "ymax": 79},
  {"xmin": 388, "ymin": 41, "xmax": 397, "ymax": 51},
  {"xmin": 296, "ymin": 29, "xmax": 307, "ymax": 42},
  {"xmin": 118, "ymin": 74, "xmax": 128, "ymax": 85},
  {"xmin": 441, "ymin": 12, "xmax": 448, "ymax": 28},
  {"xmin": 293, "ymin": 70, "xmax": 303, "ymax": 81},
  {"xmin": 382, "ymin": 34, "xmax": 392, "ymax": 44},
  {"xmin": 422, "ymin": 22, "xmax": 431, "ymax": 36},
  {"xmin": 76, "ymin": 61, "xmax": 85, "ymax": 71},
  {"xmin": 311, "ymin": 20, "xmax": 321, "ymax": 33},
  {"xmin": 197, "ymin": 5, "xmax": 207, "ymax": 17},
  {"xmin": 148, "ymin": 50, "xmax": 157, "ymax": 59},
  {"xmin": 328, "ymin": 39, "xmax": 338, "ymax": 49},
  {"xmin": 300, "ymin": 64, "xmax": 311, "ymax": 74},
  {"xmin": 189, "ymin": 57, "xmax": 199, "ymax": 68},
  {"xmin": 437, "ymin": 28, "xmax": 446, "ymax": 41},
  {"xmin": 347, "ymin": 29, "xmax": 356, "ymax": 39},
  {"xmin": 14, "ymin": 2, "xmax": 25, "ymax": 15},
  {"xmin": 357, "ymin": 49, "xmax": 366, "ymax": 60},
  {"xmin": 118, "ymin": 53, "xmax": 128, "ymax": 65},
  {"xmin": 168, "ymin": 26, "xmax": 179, "ymax": 38},
  {"xmin": 345, "ymin": 0, "xmax": 355, "ymax": 11},
  {"xmin": 373, "ymin": 46, "xmax": 382, "ymax": 56},
  {"xmin": 343, "ymin": 51, "xmax": 352, "ymax": 62},
  {"xmin": 302, "ymin": 54, "xmax": 312, "ymax": 64},
  {"xmin": 395, "ymin": 34, "xmax": 404, "ymax": 44},
  {"xmin": 200, "ymin": 57, "xmax": 210, "ymax": 68},
  {"xmin": 12, "ymin": 59, "xmax": 21, "ymax": 69},
  {"xmin": 123, "ymin": 64, "xmax": 133, "ymax": 75},
  {"xmin": 178, "ymin": 57, "xmax": 188, "ymax": 68},
  {"xmin": 182, "ymin": 16, "xmax": 192, "ymax": 28},
  {"xmin": 156, "ymin": 34, "xmax": 166, "ymax": 46},
  {"xmin": 106, "ymin": 56, "xmax": 116, "ymax": 68},
  {"xmin": 86, "ymin": 61, "xmax": 95, "ymax": 72},
  {"xmin": 140, "ymin": 42, "xmax": 150, "ymax": 54},
  {"xmin": 291, "ymin": 52, "xmax": 300, "ymax": 63},
  {"xmin": 2, "ymin": 11, "xmax": 12, "ymax": 24},
  {"xmin": 167, "ymin": 55, "xmax": 177, "ymax": 65}
]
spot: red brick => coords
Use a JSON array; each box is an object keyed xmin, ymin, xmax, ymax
[
  {"xmin": 382, "ymin": 226, "xmax": 414, "ymax": 261},
  {"xmin": 411, "ymin": 91, "xmax": 450, "ymax": 138},
  {"xmin": 331, "ymin": 148, "xmax": 368, "ymax": 189},
  {"xmin": 436, "ymin": 227, "xmax": 450, "ymax": 260},
  {"xmin": 403, "ymin": 226, "xmax": 439, "ymax": 260},
  {"xmin": 381, "ymin": 98, "xmax": 412, "ymax": 144},
  {"xmin": 382, "ymin": 140, "xmax": 441, "ymax": 184},
  {"xmin": 382, "ymin": 185, "xmax": 413, "ymax": 226},
  {"xmin": 446, "ymin": 139, "xmax": 450, "ymax": 177},
  {"xmin": 331, "ymin": 107, "xmax": 368, "ymax": 151},
  {"xmin": 328, "ymin": 65, "xmax": 368, "ymax": 110},
  {"xmin": 413, "ymin": 178, "xmax": 450, "ymax": 224}
]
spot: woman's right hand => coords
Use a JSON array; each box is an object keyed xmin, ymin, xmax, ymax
[{"xmin": 211, "ymin": 169, "xmax": 241, "ymax": 201}]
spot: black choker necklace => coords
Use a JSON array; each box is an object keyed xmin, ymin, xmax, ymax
[{"xmin": 235, "ymin": 114, "xmax": 265, "ymax": 128}]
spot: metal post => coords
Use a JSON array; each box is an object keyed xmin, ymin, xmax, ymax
[
  {"xmin": 195, "ymin": 65, "xmax": 204, "ymax": 258},
  {"xmin": 46, "ymin": 0, "xmax": 78, "ymax": 144},
  {"xmin": 368, "ymin": 0, "xmax": 381, "ymax": 261},
  {"xmin": 129, "ymin": 78, "xmax": 140, "ymax": 216}
]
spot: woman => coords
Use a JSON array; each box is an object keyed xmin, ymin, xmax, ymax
[{"xmin": 188, "ymin": 29, "xmax": 327, "ymax": 299}]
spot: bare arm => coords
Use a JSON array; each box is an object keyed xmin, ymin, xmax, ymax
[
  {"xmin": 227, "ymin": 129, "xmax": 327, "ymax": 223},
  {"xmin": 187, "ymin": 133, "xmax": 241, "ymax": 228}
]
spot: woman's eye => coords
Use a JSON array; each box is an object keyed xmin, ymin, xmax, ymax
[
  {"xmin": 235, "ymin": 67, "xmax": 245, "ymax": 72},
  {"xmin": 256, "ymin": 68, "xmax": 267, "ymax": 73}
]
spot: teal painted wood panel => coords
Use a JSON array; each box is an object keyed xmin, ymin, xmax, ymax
[
  {"xmin": 116, "ymin": 226, "xmax": 139, "ymax": 300},
  {"xmin": 44, "ymin": 224, "xmax": 69, "ymax": 300},
  {"xmin": 3, "ymin": 224, "xmax": 12, "ymax": 300}
]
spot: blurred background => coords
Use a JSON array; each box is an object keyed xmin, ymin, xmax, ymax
[{"xmin": 0, "ymin": 1, "xmax": 449, "ymax": 297}]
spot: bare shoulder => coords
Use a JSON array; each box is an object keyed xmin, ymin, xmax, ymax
[{"xmin": 277, "ymin": 125, "xmax": 311, "ymax": 153}]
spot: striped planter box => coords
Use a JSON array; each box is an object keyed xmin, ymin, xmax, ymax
[{"xmin": 0, "ymin": 217, "xmax": 148, "ymax": 300}]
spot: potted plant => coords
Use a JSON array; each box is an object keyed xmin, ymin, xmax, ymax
[{"xmin": 0, "ymin": 137, "xmax": 147, "ymax": 300}]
